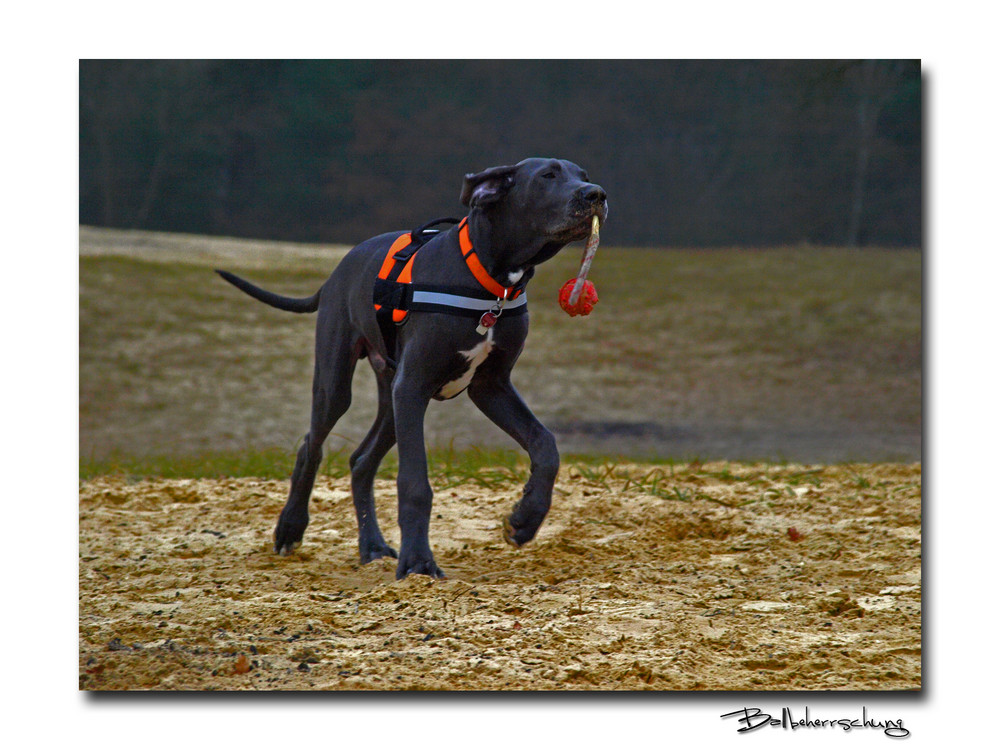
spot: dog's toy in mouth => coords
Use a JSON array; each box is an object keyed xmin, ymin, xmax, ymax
[{"xmin": 558, "ymin": 215, "xmax": 601, "ymax": 316}]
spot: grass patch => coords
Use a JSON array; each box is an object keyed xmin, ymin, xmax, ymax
[
  {"xmin": 80, "ymin": 447, "xmax": 299, "ymax": 481},
  {"xmin": 80, "ymin": 228, "xmax": 921, "ymax": 464},
  {"xmin": 80, "ymin": 445, "xmax": 535, "ymax": 487},
  {"xmin": 79, "ymin": 444, "xmax": 698, "ymax": 490}
]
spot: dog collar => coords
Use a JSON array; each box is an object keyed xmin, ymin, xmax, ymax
[{"xmin": 457, "ymin": 217, "xmax": 525, "ymax": 301}]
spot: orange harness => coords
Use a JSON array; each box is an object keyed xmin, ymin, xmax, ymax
[
  {"xmin": 372, "ymin": 217, "xmax": 527, "ymax": 335},
  {"xmin": 373, "ymin": 232, "xmax": 421, "ymax": 325}
]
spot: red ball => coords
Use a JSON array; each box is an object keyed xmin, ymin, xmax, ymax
[{"xmin": 558, "ymin": 279, "xmax": 599, "ymax": 316}]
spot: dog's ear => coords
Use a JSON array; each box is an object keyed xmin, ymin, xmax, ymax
[{"xmin": 460, "ymin": 164, "xmax": 518, "ymax": 207}]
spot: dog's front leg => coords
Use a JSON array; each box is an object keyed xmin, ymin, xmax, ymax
[
  {"xmin": 391, "ymin": 373, "xmax": 445, "ymax": 579},
  {"xmin": 349, "ymin": 367, "xmax": 399, "ymax": 564},
  {"xmin": 467, "ymin": 376, "xmax": 559, "ymax": 547}
]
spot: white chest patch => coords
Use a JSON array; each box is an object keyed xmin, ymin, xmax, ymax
[{"xmin": 436, "ymin": 329, "xmax": 494, "ymax": 399}]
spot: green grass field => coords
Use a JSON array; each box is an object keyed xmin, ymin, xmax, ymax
[{"xmin": 80, "ymin": 227, "xmax": 921, "ymax": 474}]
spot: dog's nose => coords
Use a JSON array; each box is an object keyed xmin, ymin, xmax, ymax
[{"xmin": 581, "ymin": 184, "xmax": 607, "ymax": 205}]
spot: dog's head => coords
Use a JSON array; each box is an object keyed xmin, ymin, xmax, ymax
[{"xmin": 460, "ymin": 158, "xmax": 608, "ymax": 268}]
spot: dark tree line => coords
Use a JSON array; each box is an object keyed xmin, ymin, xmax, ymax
[{"xmin": 79, "ymin": 60, "xmax": 920, "ymax": 248}]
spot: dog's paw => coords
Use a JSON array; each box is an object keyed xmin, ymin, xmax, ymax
[
  {"xmin": 502, "ymin": 516, "xmax": 523, "ymax": 548},
  {"xmin": 502, "ymin": 514, "xmax": 538, "ymax": 548},
  {"xmin": 359, "ymin": 540, "xmax": 399, "ymax": 564},
  {"xmin": 395, "ymin": 556, "xmax": 445, "ymax": 580},
  {"xmin": 274, "ymin": 513, "xmax": 308, "ymax": 556}
]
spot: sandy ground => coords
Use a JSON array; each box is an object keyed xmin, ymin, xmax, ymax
[{"xmin": 79, "ymin": 461, "xmax": 921, "ymax": 691}]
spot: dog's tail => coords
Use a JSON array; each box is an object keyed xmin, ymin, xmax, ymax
[{"xmin": 215, "ymin": 270, "xmax": 320, "ymax": 313}]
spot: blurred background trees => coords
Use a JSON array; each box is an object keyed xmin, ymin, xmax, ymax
[{"xmin": 79, "ymin": 59, "xmax": 920, "ymax": 248}]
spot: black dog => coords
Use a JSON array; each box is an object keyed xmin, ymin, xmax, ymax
[{"xmin": 217, "ymin": 158, "xmax": 608, "ymax": 578}]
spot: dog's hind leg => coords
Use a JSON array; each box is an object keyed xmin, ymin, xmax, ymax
[
  {"xmin": 273, "ymin": 330, "xmax": 361, "ymax": 556},
  {"xmin": 467, "ymin": 376, "xmax": 559, "ymax": 547},
  {"xmin": 348, "ymin": 358, "xmax": 399, "ymax": 563}
]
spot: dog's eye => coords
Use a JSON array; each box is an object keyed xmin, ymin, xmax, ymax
[{"xmin": 542, "ymin": 172, "xmax": 556, "ymax": 179}]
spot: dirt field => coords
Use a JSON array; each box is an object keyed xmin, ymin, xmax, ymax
[{"xmin": 79, "ymin": 461, "xmax": 921, "ymax": 691}]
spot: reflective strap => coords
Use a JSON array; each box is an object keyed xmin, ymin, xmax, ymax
[{"xmin": 410, "ymin": 290, "xmax": 528, "ymax": 312}]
